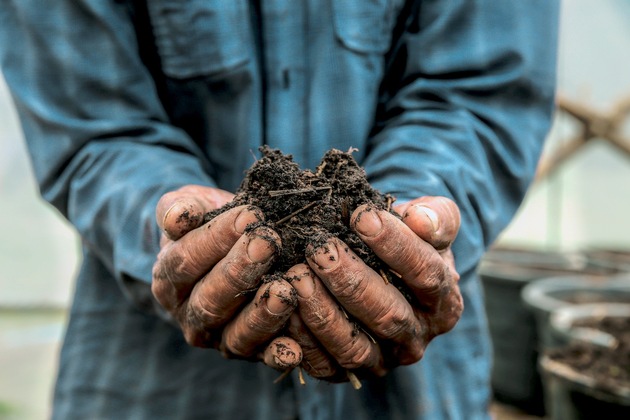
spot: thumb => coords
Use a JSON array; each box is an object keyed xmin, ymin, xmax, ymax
[
  {"xmin": 156, "ymin": 185, "xmax": 235, "ymax": 240},
  {"xmin": 394, "ymin": 196, "xmax": 461, "ymax": 251}
]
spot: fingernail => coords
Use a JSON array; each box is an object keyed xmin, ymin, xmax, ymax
[
  {"xmin": 354, "ymin": 208, "xmax": 383, "ymax": 237},
  {"xmin": 266, "ymin": 282, "xmax": 297, "ymax": 314},
  {"xmin": 292, "ymin": 271, "xmax": 315, "ymax": 299},
  {"xmin": 416, "ymin": 205, "xmax": 439, "ymax": 233},
  {"xmin": 162, "ymin": 202, "xmax": 179, "ymax": 228},
  {"xmin": 310, "ymin": 241, "xmax": 339, "ymax": 270},
  {"xmin": 266, "ymin": 293, "xmax": 287, "ymax": 314},
  {"xmin": 163, "ymin": 202, "xmax": 200, "ymax": 232},
  {"xmin": 235, "ymin": 207, "xmax": 262, "ymax": 233},
  {"xmin": 247, "ymin": 235, "xmax": 276, "ymax": 263}
]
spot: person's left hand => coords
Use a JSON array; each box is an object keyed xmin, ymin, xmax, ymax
[
  {"xmin": 286, "ymin": 196, "xmax": 463, "ymax": 381},
  {"xmin": 152, "ymin": 185, "xmax": 302, "ymax": 371}
]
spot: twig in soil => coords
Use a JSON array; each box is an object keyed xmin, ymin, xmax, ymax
[
  {"xmin": 379, "ymin": 269, "xmax": 390, "ymax": 285},
  {"xmin": 268, "ymin": 186, "xmax": 332, "ymax": 197},
  {"xmin": 359, "ymin": 325, "xmax": 377, "ymax": 344},
  {"xmin": 385, "ymin": 195, "xmax": 394, "ymax": 212},
  {"xmin": 234, "ymin": 287, "xmax": 260, "ymax": 298},
  {"xmin": 332, "ymin": 161, "xmax": 346, "ymax": 180},
  {"xmin": 273, "ymin": 368, "xmax": 293, "ymax": 384},
  {"xmin": 340, "ymin": 306, "xmax": 350, "ymax": 320},
  {"xmin": 315, "ymin": 162, "xmax": 327, "ymax": 176},
  {"xmin": 303, "ymin": 360, "xmax": 321, "ymax": 378},
  {"xmin": 249, "ymin": 149, "xmax": 259, "ymax": 163},
  {"xmin": 275, "ymin": 201, "xmax": 318, "ymax": 226},
  {"xmin": 298, "ymin": 367, "xmax": 306, "ymax": 385},
  {"xmin": 388, "ymin": 269, "xmax": 402, "ymax": 279},
  {"xmin": 347, "ymin": 371, "xmax": 362, "ymax": 390}
]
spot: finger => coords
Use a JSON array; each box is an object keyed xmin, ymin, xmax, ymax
[
  {"xmin": 288, "ymin": 263, "xmax": 386, "ymax": 375},
  {"xmin": 178, "ymin": 226, "xmax": 281, "ymax": 345},
  {"xmin": 306, "ymin": 240, "xmax": 425, "ymax": 366},
  {"xmin": 152, "ymin": 206, "xmax": 263, "ymax": 311},
  {"xmin": 221, "ymin": 278, "xmax": 297, "ymax": 358},
  {"xmin": 393, "ymin": 196, "xmax": 460, "ymax": 251},
  {"xmin": 414, "ymin": 277, "xmax": 463, "ymax": 337},
  {"xmin": 352, "ymin": 205, "xmax": 449, "ymax": 303},
  {"xmin": 156, "ymin": 185, "xmax": 235, "ymax": 240},
  {"xmin": 352, "ymin": 205, "xmax": 463, "ymax": 336},
  {"xmin": 262, "ymin": 337, "xmax": 303, "ymax": 370},
  {"xmin": 287, "ymin": 313, "xmax": 339, "ymax": 379}
]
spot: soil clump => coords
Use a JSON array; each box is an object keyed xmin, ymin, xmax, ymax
[{"xmin": 204, "ymin": 146, "xmax": 397, "ymax": 280}]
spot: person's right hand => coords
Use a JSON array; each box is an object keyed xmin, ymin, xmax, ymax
[
  {"xmin": 286, "ymin": 196, "xmax": 463, "ymax": 382},
  {"xmin": 151, "ymin": 185, "xmax": 303, "ymax": 371}
]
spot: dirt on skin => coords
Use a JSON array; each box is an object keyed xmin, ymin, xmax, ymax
[
  {"xmin": 547, "ymin": 316, "xmax": 630, "ymax": 393},
  {"xmin": 203, "ymin": 146, "xmax": 401, "ymax": 287}
]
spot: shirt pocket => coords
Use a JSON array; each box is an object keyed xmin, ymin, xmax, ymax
[
  {"xmin": 146, "ymin": 0, "xmax": 250, "ymax": 79},
  {"xmin": 331, "ymin": 0, "xmax": 396, "ymax": 54}
]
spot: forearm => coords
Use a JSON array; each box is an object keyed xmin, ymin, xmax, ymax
[
  {"xmin": 363, "ymin": 0, "xmax": 560, "ymax": 276},
  {"xmin": 64, "ymin": 140, "xmax": 214, "ymax": 279},
  {"xmin": 1, "ymin": 1, "xmax": 215, "ymax": 308}
]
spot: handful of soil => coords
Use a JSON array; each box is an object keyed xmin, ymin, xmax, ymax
[{"xmin": 203, "ymin": 146, "xmax": 397, "ymax": 281}]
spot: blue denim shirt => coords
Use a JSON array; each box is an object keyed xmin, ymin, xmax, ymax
[{"xmin": 0, "ymin": 1, "xmax": 558, "ymax": 419}]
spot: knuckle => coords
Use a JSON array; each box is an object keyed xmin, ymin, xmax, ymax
[
  {"xmin": 412, "ymin": 258, "xmax": 448, "ymax": 296},
  {"xmin": 300, "ymin": 300, "xmax": 338, "ymax": 333},
  {"xmin": 180, "ymin": 322, "xmax": 209, "ymax": 348},
  {"xmin": 151, "ymin": 262, "xmax": 179, "ymax": 310},
  {"xmin": 330, "ymin": 269, "xmax": 368, "ymax": 301},
  {"xmin": 188, "ymin": 293, "xmax": 222, "ymax": 328},
  {"xmin": 222, "ymin": 334, "xmax": 249, "ymax": 359},
  {"xmin": 393, "ymin": 336, "xmax": 426, "ymax": 366},
  {"xmin": 222, "ymin": 259, "xmax": 260, "ymax": 291},
  {"xmin": 224, "ymin": 259, "xmax": 245, "ymax": 283},
  {"xmin": 175, "ymin": 246, "xmax": 208, "ymax": 278},
  {"xmin": 338, "ymin": 342, "xmax": 373, "ymax": 369},
  {"xmin": 150, "ymin": 277, "xmax": 170, "ymax": 307},
  {"xmin": 404, "ymin": 344, "xmax": 425, "ymax": 365},
  {"xmin": 151, "ymin": 254, "xmax": 170, "ymax": 282},
  {"xmin": 181, "ymin": 328, "xmax": 198, "ymax": 346},
  {"xmin": 299, "ymin": 349, "xmax": 337, "ymax": 378},
  {"xmin": 439, "ymin": 312, "xmax": 460, "ymax": 334},
  {"xmin": 159, "ymin": 245, "xmax": 202, "ymax": 282},
  {"xmin": 374, "ymin": 306, "xmax": 413, "ymax": 340},
  {"xmin": 306, "ymin": 363, "xmax": 338, "ymax": 379},
  {"xmin": 434, "ymin": 291, "xmax": 464, "ymax": 334}
]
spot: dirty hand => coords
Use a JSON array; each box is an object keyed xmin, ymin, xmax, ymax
[
  {"xmin": 287, "ymin": 196, "xmax": 462, "ymax": 381},
  {"xmin": 151, "ymin": 185, "xmax": 303, "ymax": 370}
]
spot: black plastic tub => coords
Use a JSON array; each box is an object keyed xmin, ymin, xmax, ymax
[
  {"xmin": 540, "ymin": 303, "xmax": 630, "ymax": 419},
  {"xmin": 479, "ymin": 247, "xmax": 619, "ymax": 416}
]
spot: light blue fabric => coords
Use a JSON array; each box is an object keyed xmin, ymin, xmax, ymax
[{"xmin": 0, "ymin": 0, "xmax": 558, "ymax": 418}]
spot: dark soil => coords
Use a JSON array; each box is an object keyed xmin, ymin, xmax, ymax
[
  {"xmin": 204, "ymin": 146, "xmax": 398, "ymax": 281},
  {"xmin": 547, "ymin": 316, "xmax": 630, "ymax": 392}
]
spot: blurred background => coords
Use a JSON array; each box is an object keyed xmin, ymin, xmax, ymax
[{"xmin": 1, "ymin": 0, "xmax": 629, "ymax": 418}]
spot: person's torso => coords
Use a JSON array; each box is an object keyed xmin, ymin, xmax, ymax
[{"xmin": 139, "ymin": 0, "xmax": 406, "ymax": 191}]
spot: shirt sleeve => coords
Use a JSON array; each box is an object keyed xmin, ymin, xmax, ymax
[
  {"xmin": 0, "ymin": 1, "xmax": 216, "ymax": 310},
  {"xmin": 363, "ymin": 0, "xmax": 559, "ymax": 277}
]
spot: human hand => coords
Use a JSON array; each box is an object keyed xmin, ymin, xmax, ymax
[
  {"xmin": 287, "ymin": 196, "xmax": 462, "ymax": 381},
  {"xmin": 151, "ymin": 185, "xmax": 303, "ymax": 370}
]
